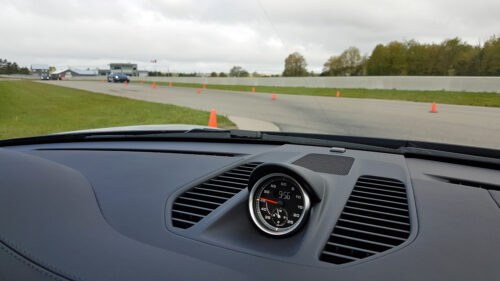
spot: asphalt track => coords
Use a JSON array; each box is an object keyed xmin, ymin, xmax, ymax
[{"xmin": 42, "ymin": 80, "xmax": 500, "ymax": 149}]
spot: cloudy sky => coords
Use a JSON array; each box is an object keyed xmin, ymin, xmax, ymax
[{"xmin": 0, "ymin": 0, "xmax": 498, "ymax": 73}]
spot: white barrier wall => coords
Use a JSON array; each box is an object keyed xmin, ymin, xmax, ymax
[
  {"xmin": 3, "ymin": 74, "xmax": 499, "ymax": 93},
  {"xmin": 135, "ymin": 76, "xmax": 500, "ymax": 93}
]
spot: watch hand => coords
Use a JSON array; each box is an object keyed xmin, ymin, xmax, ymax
[{"xmin": 259, "ymin": 197, "xmax": 278, "ymax": 204}]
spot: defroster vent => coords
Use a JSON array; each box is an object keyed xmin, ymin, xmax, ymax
[
  {"xmin": 320, "ymin": 175, "xmax": 411, "ymax": 265},
  {"xmin": 171, "ymin": 162, "xmax": 262, "ymax": 229}
]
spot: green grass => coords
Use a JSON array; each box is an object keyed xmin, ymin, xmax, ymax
[
  {"xmin": 136, "ymin": 81, "xmax": 500, "ymax": 108},
  {"xmin": 0, "ymin": 80, "xmax": 234, "ymax": 139}
]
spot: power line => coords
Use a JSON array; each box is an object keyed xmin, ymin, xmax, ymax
[{"xmin": 254, "ymin": 0, "xmax": 288, "ymax": 51}]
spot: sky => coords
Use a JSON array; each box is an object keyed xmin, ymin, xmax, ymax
[{"xmin": 0, "ymin": 0, "xmax": 498, "ymax": 74}]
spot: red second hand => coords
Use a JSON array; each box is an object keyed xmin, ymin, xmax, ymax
[{"xmin": 259, "ymin": 197, "xmax": 278, "ymax": 204}]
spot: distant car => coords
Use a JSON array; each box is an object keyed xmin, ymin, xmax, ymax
[
  {"xmin": 107, "ymin": 73, "xmax": 130, "ymax": 83},
  {"xmin": 50, "ymin": 73, "xmax": 62, "ymax": 80},
  {"xmin": 40, "ymin": 75, "xmax": 50, "ymax": 80}
]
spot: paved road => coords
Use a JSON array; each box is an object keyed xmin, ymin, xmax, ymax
[{"xmin": 43, "ymin": 81, "xmax": 500, "ymax": 149}]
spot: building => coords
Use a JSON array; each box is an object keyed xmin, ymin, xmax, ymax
[
  {"xmin": 98, "ymin": 69, "xmax": 110, "ymax": 76},
  {"xmin": 54, "ymin": 69, "xmax": 98, "ymax": 79},
  {"xmin": 31, "ymin": 64, "xmax": 50, "ymax": 76},
  {"xmin": 109, "ymin": 63, "xmax": 138, "ymax": 76},
  {"xmin": 72, "ymin": 69, "xmax": 98, "ymax": 76},
  {"xmin": 138, "ymin": 70, "xmax": 149, "ymax": 77}
]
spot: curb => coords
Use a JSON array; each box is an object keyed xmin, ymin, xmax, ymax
[{"xmin": 228, "ymin": 116, "xmax": 280, "ymax": 132}]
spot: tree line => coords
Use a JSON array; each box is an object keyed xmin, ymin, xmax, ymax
[
  {"xmin": 0, "ymin": 58, "xmax": 30, "ymax": 74},
  {"xmin": 3, "ymin": 36, "xmax": 499, "ymax": 77},
  {"xmin": 283, "ymin": 36, "xmax": 500, "ymax": 77}
]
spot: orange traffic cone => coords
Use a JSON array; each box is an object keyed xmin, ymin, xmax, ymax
[
  {"xmin": 125, "ymin": 81, "xmax": 128, "ymax": 86},
  {"xmin": 252, "ymin": 88, "xmax": 255, "ymax": 93},
  {"xmin": 102, "ymin": 79, "xmax": 104, "ymax": 83},
  {"xmin": 272, "ymin": 92, "xmax": 276, "ymax": 100},
  {"xmin": 430, "ymin": 102, "xmax": 437, "ymax": 113},
  {"xmin": 208, "ymin": 109, "xmax": 217, "ymax": 128},
  {"xmin": 336, "ymin": 91, "xmax": 340, "ymax": 97},
  {"xmin": 203, "ymin": 84, "xmax": 206, "ymax": 89},
  {"xmin": 153, "ymin": 82, "xmax": 156, "ymax": 89},
  {"xmin": 169, "ymin": 82, "xmax": 172, "ymax": 87},
  {"xmin": 140, "ymin": 80, "xmax": 143, "ymax": 85},
  {"xmin": 197, "ymin": 88, "xmax": 201, "ymax": 94}
]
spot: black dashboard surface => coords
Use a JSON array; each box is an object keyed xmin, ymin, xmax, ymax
[{"xmin": 1, "ymin": 141, "xmax": 499, "ymax": 281}]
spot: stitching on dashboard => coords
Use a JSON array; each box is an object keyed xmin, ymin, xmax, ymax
[
  {"xmin": 0, "ymin": 243, "xmax": 69, "ymax": 281},
  {"xmin": 0, "ymin": 235, "xmax": 87, "ymax": 281}
]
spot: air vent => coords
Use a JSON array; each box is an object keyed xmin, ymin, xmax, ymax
[
  {"xmin": 320, "ymin": 175, "xmax": 411, "ymax": 265},
  {"xmin": 171, "ymin": 162, "xmax": 262, "ymax": 229}
]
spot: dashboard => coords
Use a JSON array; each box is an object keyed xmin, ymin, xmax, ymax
[{"xmin": 1, "ymin": 140, "xmax": 499, "ymax": 281}]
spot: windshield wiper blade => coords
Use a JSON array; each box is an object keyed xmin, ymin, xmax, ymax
[
  {"xmin": 84, "ymin": 129, "xmax": 264, "ymax": 140},
  {"xmin": 183, "ymin": 128, "xmax": 261, "ymax": 137},
  {"xmin": 0, "ymin": 129, "xmax": 264, "ymax": 146}
]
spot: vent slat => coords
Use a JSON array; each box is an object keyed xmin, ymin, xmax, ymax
[
  {"xmin": 177, "ymin": 196, "xmax": 222, "ymax": 207},
  {"xmin": 330, "ymin": 234, "xmax": 395, "ymax": 249},
  {"xmin": 344, "ymin": 206, "xmax": 409, "ymax": 221},
  {"xmin": 334, "ymin": 226, "xmax": 407, "ymax": 242},
  {"xmin": 209, "ymin": 178, "xmax": 247, "ymax": 187},
  {"xmin": 342, "ymin": 212, "xmax": 410, "ymax": 227},
  {"xmin": 320, "ymin": 175, "xmax": 411, "ymax": 265},
  {"xmin": 231, "ymin": 168, "xmax": 254, "ymax": 173},
  {"xmin": 171, "ymin": 217, "xmax": 196, "ymax": 227},
  {"xmin": 355, "ymin": 185, "xmax": 407, "ymax": 196},
  {"xmin": 338, "ymin": 218, "xmax": 410, "ymax": 235},
  {"xmin": 326, "ymin": 242, "xmax": 378, "ymax": 255},
  {"xmin": 185, "ymin": 191, "xmax": 229, "ymax": 202},
  {"xmin": 171, "ymin": 162, "xmax": 261, "ymax": 229},
  {"xmin": 172, "ymin": 209, "xmax": 205, "ymax": 218},
  {"xmin": 357, "ymin": 176, "xmax": 405, "ymax": 185},
  {"xmin": 223, "ymin": 171, "xmax": 250, "ymax": 178},
  {"xmin": 347, "ymin": 199, "xmax": 409, "ymax": 213},
  {"xmin": 193, "ymin": 187, "xmax": 236, "ymax": 197},
  {"xmin": 356, "ymin": 180, "xmax": 405, "ymax": 191},
  {"xmin": 352, "ymin": 189, "xmax": 407, "ymax": 201},
  {"xmin": 173, "ymin": 202, "xmax": 214, "ymax": 213},
  {"xmin": 349, "ymin": 194, "xmax": 408, "ymax": 207},
  {"xmin": 172, "ymin": 217, "xmax": 197, "ymax": 224},
  {"xmin": 216, "ymin": 175, "xmax": 249, "ymax": 183},
  {"xmin": 242, "ymin": 162, "xmax": 260, "ymax": 166},
  {"xmin": 320, "ymin": 251, "xmax": 359, "ymax": 261},
  {"xmin": 201, "ymin": 183, "xmax": 243, "ymax": 192},
  {"xmin": 235, "ymin": 164, "xmax": 256, "ymax": 169},
  {"xmin": 239, "ymin": 165, "xmax": 260, "ymax": 169}
]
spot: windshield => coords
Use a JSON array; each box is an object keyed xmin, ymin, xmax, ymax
[{"xmin": 1, "ymin": 0, "xmax": 499, "ymax": 149}]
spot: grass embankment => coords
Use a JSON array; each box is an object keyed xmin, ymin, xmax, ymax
[
  {"xmin": 137, "ymin": 81, "xmax": 500, "ymax": 108},
  {"xmin": 0, "ymin": 80, "xmax": 234, "ymax": 139}
]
